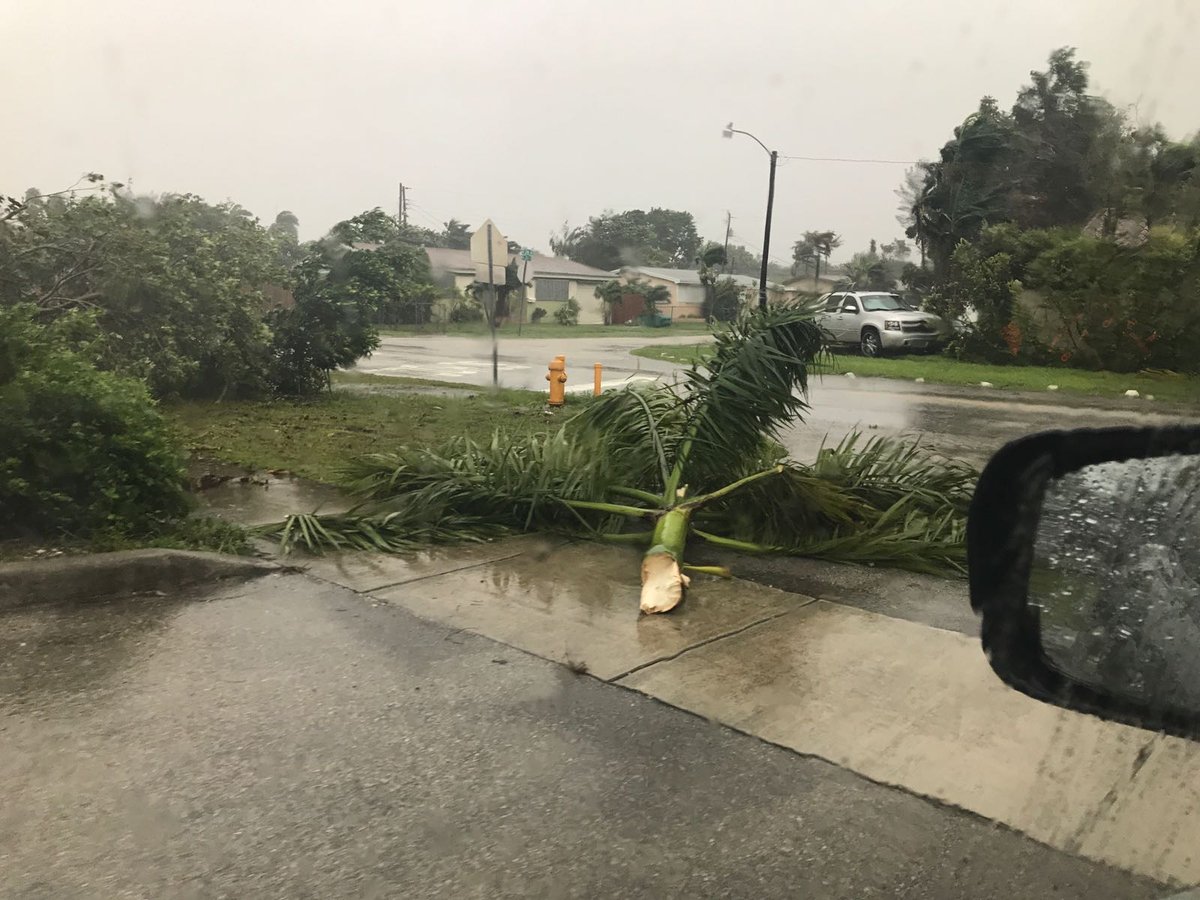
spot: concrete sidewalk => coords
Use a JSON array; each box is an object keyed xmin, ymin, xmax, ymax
[
  {"xmin": 2, "ymin": 567, "xmax": 1164, "ymax": 898},
  {"xmin": 299, "ymin": 538, "xmax": 1200, "ymax": 887}
]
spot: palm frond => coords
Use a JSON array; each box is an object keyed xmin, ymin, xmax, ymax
[
  {"xmin": 567, "ymin": 382, "xmax": 687, "ymax": 491},
  {"xmin": 695, "ymin": 433, "xmax": 977, "ymax": 576},
  {"xmin": 678, "ymin": 300, "xmax": 827, "ymax": 490}
]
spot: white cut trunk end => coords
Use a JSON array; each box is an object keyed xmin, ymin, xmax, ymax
[{"xmin": 640, "ymin": 552, "xmax": 690, "ymax": 614}]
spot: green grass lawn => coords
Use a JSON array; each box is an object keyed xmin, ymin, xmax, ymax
[
  {"xmin": 380, "ymin": 321, "xmax": 714, "ymax": 340},
  {"xmin": 632, "ymin": 343, "xmax": 1200, "ymax": 407},
  {"xmin": 169, "ymin": 383, "xmax": 568, "ymax": 485}
]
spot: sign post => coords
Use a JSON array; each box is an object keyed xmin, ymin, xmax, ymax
[
  {"xmin": 470, "ymin": 219, "xmax": 508, "ymax": 386},
  {"xmin": 518, "ymin": 247, "xmax": 534, "ymax": 337}
]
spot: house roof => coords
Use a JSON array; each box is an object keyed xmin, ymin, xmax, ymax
[
  {"xmin": 784, "ymin": 273, "xmax": 840, "ymax": 287},
  {"xmin": 424, "ymin": 247, "xmax": 613, "ymax": 280},
  {"xmin": 619, "ymin": 266, "xmax": 788, "ymax": 291}
]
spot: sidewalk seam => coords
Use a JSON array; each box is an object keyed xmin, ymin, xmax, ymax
[
  {"xmin": 607, "ymin": 601, "xmax": 815, "ymax": 683},
  {"xmin": 302, "ymin": 550, "xmax": 531, "ymax": 595}
]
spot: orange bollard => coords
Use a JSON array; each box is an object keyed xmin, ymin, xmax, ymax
[
  {"xmin": 593, "ymin": 362, "xmax": 602, "ymax": 396},
  {"xmin": 546, "ymin": 355, "xmax": 567, "ymax": 406}
]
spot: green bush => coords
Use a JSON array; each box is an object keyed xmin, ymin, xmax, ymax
[
  {"xmin": 1024, "ymin": 228, "xmax": 1200, "ymax": 373},
  {"xmin": 449, "ymin": 298, "xmax": 484, "ymax": 323},
  {"xmin": 265, "ymin": 254, "xmax": 381, "ymax": 396},
  {"xmin": 0, "ymin": 305, "xmax": 190, "ymax": 539},
  {"xmin": 531, "ymin": 307, "xmax": 548, "ymax": 323},
  {"xmin": 553, "ymin": 298, "xmax": 580, "ymax": 326}
]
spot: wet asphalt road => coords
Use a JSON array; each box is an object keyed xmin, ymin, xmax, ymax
[
  {"xmin": 358, "ymin": 335, "xmax": 1192, "ymax": 467},
  {"xmin": 0, "ymin": 574, "xmax": 1164, "ymax": 899}
]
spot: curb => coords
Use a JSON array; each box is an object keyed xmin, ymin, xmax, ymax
[{"xmin": 0, "ymin": 549, "xmax": 279, "ymax": 612}]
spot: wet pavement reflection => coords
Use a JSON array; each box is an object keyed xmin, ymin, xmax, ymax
[{"xmin": 784, "ymin": 376, "xmax": 1186, "ymax": 466}]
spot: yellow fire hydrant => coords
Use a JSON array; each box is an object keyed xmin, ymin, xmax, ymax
[{"xmin": 546, "ymin": 355, "xmax": 567, "ymax": 406}]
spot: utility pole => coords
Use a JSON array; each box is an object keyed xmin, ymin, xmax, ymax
[
  {"xmin": 722, "ymin": 124, "xmax": 778, "ymax": 310},
  {"xmin": 722, "ymin": 211, "xmax": 732, "ymax": 273},
  {"xmin": 758, "ymin": 151, "xmax": 777, "ymax": 310},
  {"xmin": 398, "ymin": 183, "xmax": 408, "ymax": 227}
]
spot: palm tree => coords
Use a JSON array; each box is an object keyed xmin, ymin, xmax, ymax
[
  {"xmin": 802, "ymin": 230, "xmax": 842, "ymax": 288},
  {"xmin": 840, "ymin": 252, "xmax": 889, "ymax": 290},
  {"xmin": 442, "ymin": 218, "xmax": 472, "ymax": 249},
  {"xmin": 265, "ymin": 303, "xmax": 974, "ymax": 614}
]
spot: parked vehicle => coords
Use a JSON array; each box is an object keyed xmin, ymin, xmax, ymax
[{"xmin": 815, "ymin": 291, "xmax": 952, "ymax": 357}]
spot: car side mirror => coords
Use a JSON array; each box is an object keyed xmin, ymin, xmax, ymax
[
  {"xmin": 969, "ymin": 425, "xmax": 1200, "ymax": 740},
  {"xmin": 841, "ymin": 305, "xmax": 858, "ymax": 314}
]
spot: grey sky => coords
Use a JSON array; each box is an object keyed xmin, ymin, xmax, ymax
[{"xmin": 4, "ymin": 0, "xmax": 1197, "ymax": 265}]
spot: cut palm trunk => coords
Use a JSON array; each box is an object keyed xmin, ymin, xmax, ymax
[{"xmin": 640, "ymin": 506, "xmax": 692, "ymax": 613}]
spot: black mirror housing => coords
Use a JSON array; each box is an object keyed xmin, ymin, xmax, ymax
[{"xmin": 969, "ymin": 425, "xmax": 1200, "ymax": 740}]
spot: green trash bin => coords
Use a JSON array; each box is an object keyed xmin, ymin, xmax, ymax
[{"xmin": 637, "ymin": 313, "xmax": 672, "ymax": 328}]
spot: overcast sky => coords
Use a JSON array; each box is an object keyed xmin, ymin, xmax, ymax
[{"xmin": 4, "ymin": 0, "xmax": 1197, "ymax": 265}]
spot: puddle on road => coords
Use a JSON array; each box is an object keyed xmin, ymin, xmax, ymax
[
  {"xmin": 782, "ymin": 381, "xmax": 1184, "ymax": 467},
  {"xmin": 189, "ymin": 459, "xmax": 349, "ymax": 527}
]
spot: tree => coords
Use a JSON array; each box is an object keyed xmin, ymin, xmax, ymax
[
  {"xmin": 1010, "ymin": 48, "xmax": 1108, "ymax": 227},
  {"xmin": 905, "ymin": 99, "xmax": 1018, "ymax": 275},
  {"xmin": 896, "ymin": 164, "xmax": 932, "ymax": 268},
  {"xmin": 594, "ymin": 279, "xmax": 624, "ymax": 325},
  {"xmin": 879, "ymin": 239, "xmax": 910, "ymax": 262},
  {"xmin": 441, "ymin": 218, "xmax": 472, "ymax": 249},
  {"xmin": 329, "ymin": 208, "xmax": 401, "ymax": 245},
  {"xmin": 268, "ymin": 210, "xmax": 304, "ymax": 268},
  {"xmin": 464, "ymin": 258, "xmax": 524, "ymax": 325},
  {"xmin": 839, "ymin": 252, "xmax": 890, "ymax": 290},
  {"xmin": 0, "ymin": 304, "xmax": 189, "ymax": 539},
  {"xmin": 924, "ymin": 240, "xmax": 1020, "ymax": 362},
  {"xmin": 267, "ymin": 249, "xmax": 382, "ymax": 395},
  {"xmin": 0, "ymin": 184, "xmax": 283, "ymax": 399},
  {"xmin": 268, "ymin": 303, "xmax": 976, "ymax": 613},
  {"xmin": 794, "ymin": 230, "xmax": 841, "ymax": 288},
  {"xmin": 550, "ymin": 208, "xmax": 702, "ymax": 269},
  {"xmin": 791, "ymin": 237, "xmax": 817, "ymax": 278}
]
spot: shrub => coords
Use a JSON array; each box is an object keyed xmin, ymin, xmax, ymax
[
  {"xmin": 553, "ymin": 298, "xmax": 580, "ymax": 326},
  {"xmin": 924, "ymin": 241, "xmax": 1022, "ymax": 363},
  {"xmin": 531, "ymin": 307, "xmax": 548, "ymax": 323},
  {"xmin": 1024, "ymin": 228, "xmax": 1200, "ymax": 373},
  {"xmin": 449, "ymin": 298, "xmax": 484, "ymax": 323},
  {"xmin": 266, "ymin": 254, "xmax": 380, "ymax": 395},
  {"xmin": 0, "ymin": 305, "xmax": 190, "ymax": 539}
]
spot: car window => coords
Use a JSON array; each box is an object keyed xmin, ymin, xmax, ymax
[
  {"xmin": 824, "ymin": 294, "xmax": 843, "ymax": 312},
  {"xmin": 841, "ymin": 297, "xmax": 859, "ymax": 312},
  {"xmin": 860, "ymin": 294, "xmax": 905, "ymax": 311}
]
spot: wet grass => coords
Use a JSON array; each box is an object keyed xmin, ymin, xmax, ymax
[
  {"xmin": 632, "ymin": 343, "xmax": 1200, "ymax": 407},
  {"xmin": 0, "ymin": 517, "xmax": 251, "ymax": 562},
  {"xmin": 380, "ymin": 321, "xmax": 714, "ymax": 340},
  {"xmin": 168, "ymin": 383, "xmax": 574, "ymax": 485}
]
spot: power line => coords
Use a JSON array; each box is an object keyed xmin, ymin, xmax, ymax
[{"xmin": 778, "ymin": 154, "xmax": 917, "ymax": 165}]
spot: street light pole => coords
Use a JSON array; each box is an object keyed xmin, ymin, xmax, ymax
[
  {"xmin": 723, "ymin": 123, "xmax": 778, "ymax": 311},
  {"xmin": 760, "ymin": 150, "xmax": 777, "ymax": 311}
]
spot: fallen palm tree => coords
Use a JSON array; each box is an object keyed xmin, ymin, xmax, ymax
[{"xmin": 265, "ymin": 302, "xmax": 976, "ymax": 613}]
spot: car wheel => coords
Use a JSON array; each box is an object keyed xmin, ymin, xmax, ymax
[{"xmin": 861, "ymin": 328, "xmax": 883, "ymax": 358}]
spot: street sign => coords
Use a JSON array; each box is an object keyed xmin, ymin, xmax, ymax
[
  {"xmin": 470, "ymin": 219, "xmax": 506, "ymax": 387},
  {"xmin": 520, "ymin": 247, "xmax": 534, "ymax": 262},
  {"xmin": 470, "ymin": 219, "xmax": 507, "ymax": 272}
]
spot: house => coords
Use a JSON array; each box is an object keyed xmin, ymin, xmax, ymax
[
  {"xmin": 784, "ymin": 272, "xmax": 842, "ymax": 295},
  {"xmin": 424, "ymin": 247, "xmax": 614, "ymax": 324},
  {"xmin": 616, "ymin": 266, "xmax": 791, "ymax": 320}
]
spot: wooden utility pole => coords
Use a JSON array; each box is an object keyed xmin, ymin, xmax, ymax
[
  {"xmin": 722, "ymin": 211, "xmax": 732, "ymax": 273},
  {"xmin": 398, "ymin": 183, "xmax": 408, "ymax": 226}
]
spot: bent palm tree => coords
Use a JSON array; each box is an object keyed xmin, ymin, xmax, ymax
[{"xmin": 265, "ymin": 301, "xmax": 975, "ymax": 613}]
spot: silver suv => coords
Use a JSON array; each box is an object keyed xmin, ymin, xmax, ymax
[{"xmin": 815, "ymin": 291, "xmax": 951, "ymax": 357}]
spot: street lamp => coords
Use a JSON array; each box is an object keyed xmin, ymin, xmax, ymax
[{"xmin": 723, "ymin": 122, "xmax": 778, "ymax": 311}]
